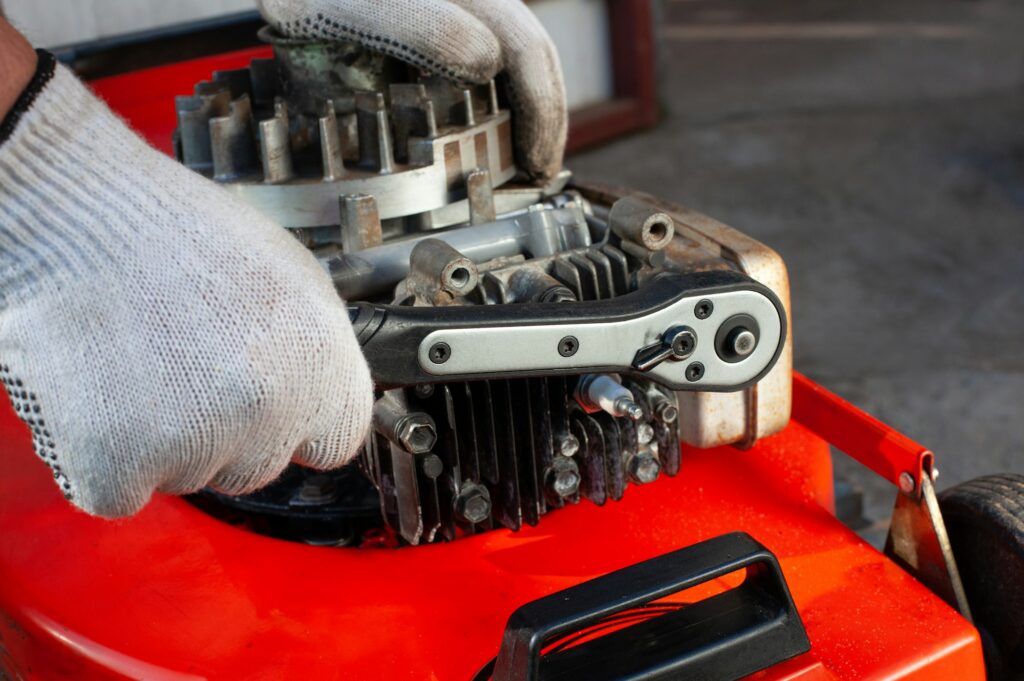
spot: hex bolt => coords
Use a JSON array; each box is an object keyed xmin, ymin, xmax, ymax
[
  {"xmin": 627, "ymin": 450, "xmax": 661, "ymax": 484},
  {"xmin": 397, "ymin": 416, "xmax": 437, "ymax": 454},
  {"xmin": 558, "ymin": 434, "xmax": 580, "ymax": 458},
  {"xmin": 454, "ymin": 483, "xmax": 491, "ymax": 524},
  {"xmin": 898, "ymin": 471, "xmax": 916, "ymax": 494},
  {"xmin": 694, "ymin": 299, "xmax": 714, "ymax": 320},
  {"xmin": 428, "ymin": 342, "xmax": 451, "ymax": 364},
  {"xmin": 636, "ymin": 422, "xmax": 655, "ymax": 445},
  {"xmin": 685, "ymin": 362, "xmax": 705, "ymax": 382},
  {"xmin": 546, "ymin": 458, "xmax": 581, "ymax": 498},
  {"xmin": 374, "ymin": 394, "xmax": 437, "ymax": 453},
  {"xmin": 558, "ymin": 336, "xmax": 579, "ymax": 357}
]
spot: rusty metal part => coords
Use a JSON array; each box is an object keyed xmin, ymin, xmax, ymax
[
  {"xmin": 258, "ymin": 99, "xmax": 294, "ymax": 183},
  {"xmin": 339, "ymin": 194, "xmax": 383, "ymax": 253},
  {"xmin": 258, "ymin": 26, "xmax": 403, "ymax": 117},
  {"xmin": 210, "ymin": 95, "xmax": 256, "ymax": 182},
  {"xmin": 318, "ymin": 102, "xmax": 345, "ymax": 181},
  {"xmin": 885, "ymin": 470, "xmax": 973, "ymax": 620},
  {"xmin": 407, "ymin": 239, "xmax": 480, "ymax": 305},
  {"xmin": 466, "ymin": 168, "xmax": 497, "ymax": 225},
  {"xmin": 608, "ymin": 196, "xmax": 676, "ymax": 251}
]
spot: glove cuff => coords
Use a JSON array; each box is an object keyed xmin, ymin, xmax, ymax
[{"xmin": 0, "ymin": 50, "xmax": 57, "ymax": 148}]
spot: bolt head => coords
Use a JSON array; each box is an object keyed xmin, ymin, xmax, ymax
[
  {"xmin": 456, "ymin": 486, "xmax": 491, "ymax": 524},
  {"xmin": 398, "ymin": 418, "xmax": 437, "ymax": 453},
  {"xmin": 898, "ymin": 471, "xmax": 916, "ymax": 494},
  {"xmin": 629, "ymin": 452, "xmax": 661, "ymax": 484},
  {"xmin": 558, "ymin": 435, "xmax": 580, "ymax": 457},
  {"xmin": 637, "ymin": 422, "xmax": 655, "ymax": 445}
]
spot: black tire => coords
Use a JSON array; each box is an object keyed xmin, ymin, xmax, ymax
[{"xmin": 939, "ymin": 474, "xmax": 1024, "ymax": 681}]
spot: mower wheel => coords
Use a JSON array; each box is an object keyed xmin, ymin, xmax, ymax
[{"xmin": 939, "ymin": 473, "xmax": 1024, "ymax": 681}]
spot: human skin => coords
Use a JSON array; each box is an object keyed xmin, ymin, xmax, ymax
[{"xmin": 0, "ymin": 17, "xmax": 38, "ymax": 121}]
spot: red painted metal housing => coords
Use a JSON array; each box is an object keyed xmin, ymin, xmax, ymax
[{"xmin": 0, "ymin": 54, "xmax": 983, "ymax": 680}]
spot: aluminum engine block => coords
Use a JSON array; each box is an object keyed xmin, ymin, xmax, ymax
[{"xmin": 176, "ymin": 28, "xmax": 792, "ymax": 546}]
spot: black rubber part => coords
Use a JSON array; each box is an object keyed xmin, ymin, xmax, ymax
[{"xmin": 939, "ymin": 474, "xmax": 1024, "ymax": 681}]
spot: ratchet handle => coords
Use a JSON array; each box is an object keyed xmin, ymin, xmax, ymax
[{"xmin": 350, "ymin": 270, "xmax": 786, "ymax": 391}]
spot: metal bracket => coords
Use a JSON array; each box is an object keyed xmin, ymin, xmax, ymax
[
  {"xmin": 791, "ymin": 372, "xmax": 972, "ymax": 620},
  {"xmin": 884, "ymin": 470, "xmax": 973, "ymax": 619}
]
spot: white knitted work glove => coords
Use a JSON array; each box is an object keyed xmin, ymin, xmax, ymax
[
  {"xmin": 0, "ymin": 53, "xmax": 374, "ymax": 517},
  {"xmin": 258, "ymin": 0, "xmax": 568, "ymax": 180}
]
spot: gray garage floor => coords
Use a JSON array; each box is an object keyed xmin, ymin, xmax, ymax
[{"xmin": 568, "ymin": 0, "xmax": 1024, "ymax": 530}]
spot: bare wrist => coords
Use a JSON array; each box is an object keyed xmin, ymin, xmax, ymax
[{"xmin": 0, "ymin": 18, "xmax": 38, "ymax": 120}]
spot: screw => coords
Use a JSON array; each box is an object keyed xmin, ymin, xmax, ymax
[
  {"xmin": 730, "ymin": 329, "xmax": 757, "ymax": 357},
  {"xmin": 667, "ymin": 327, "xmax": 697, "ymax": 360},
  {"xmin": 685, "ymin": 362, "xmax": 705, "ymax": 382},
  {"xmin": 558, "ymin": 336, "xmax": 579, "ymax": 357},
  {"xmin": 414, "ymin": 383, "xmax": 435, "ymax": 399},
  {"xmin": 695, "ymin": 299, "xmax": 714, "ymax": 320},
  {"xmin": 627, "ymin": 450, "xmax": 661, "ymax": 484},
  {"xmin": 898, "ymin": 471, "xmax": 916, "ymax": 494},
  {"xmin": 636, "ymin": 422, "xmax": 654, "ymax": 445},
  {"xmin": 454, "ymin": 484, "xmax": 491, "ymax": 524},
  {"xmin": 428, "ymin": 342, "xmax": 451, "ymax": 364},
  {"xmin": 558, "ymin": 435, "xmax": 580, "ymax": 458}
]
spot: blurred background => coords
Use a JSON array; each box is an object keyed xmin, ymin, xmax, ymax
[{"xmin": 5, "ymin": 0, "xmax": 1022, "ymax": 535}]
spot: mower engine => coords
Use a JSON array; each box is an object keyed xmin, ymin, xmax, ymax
[{"xmin": 175, "ymin": 28, "xmax": 793, "ymax": 545}]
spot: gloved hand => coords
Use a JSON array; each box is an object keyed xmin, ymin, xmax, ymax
[
  {"xmin": 0, "ymin": 50, "xmax": 374, "ymax": 517},
  {"xmin": 258, "ymin": 0, "xmax": 568, "ymax": 180}
]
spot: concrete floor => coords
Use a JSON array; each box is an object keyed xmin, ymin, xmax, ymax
[{"xmin": 568, "ymin": 0, "xmax": 1024, "ymax": 526}]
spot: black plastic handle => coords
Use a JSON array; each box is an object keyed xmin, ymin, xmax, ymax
[{"xmin": 491, "ymin": 532, "xmax": 810, "ymax": 681}]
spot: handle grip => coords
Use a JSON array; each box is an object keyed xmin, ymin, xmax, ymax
[
  {"xmin": 491, "ymin": 532, "xmax": 810, "ymax": 681},
  {"xmin": 351, "ymin": 270, "xmax": 786, "ymax": 391}
]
